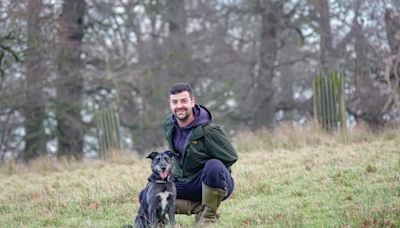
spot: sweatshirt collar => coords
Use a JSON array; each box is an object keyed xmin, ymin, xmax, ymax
[{"xmin": 172, "ymin": 104, "xmax": 211, "ymax": 130}]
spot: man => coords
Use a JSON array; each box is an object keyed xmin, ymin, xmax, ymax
[{"xmin": 163, "ymin": 82, "xmax": 238, "ymax": 225}]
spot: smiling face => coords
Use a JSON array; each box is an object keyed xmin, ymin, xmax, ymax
[{"xmin": 169, "ymin": 91, "xmax": 196, "ymax": 127}]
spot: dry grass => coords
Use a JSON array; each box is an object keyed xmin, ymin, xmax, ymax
[{"xmin": 0, "ymin": 124, "xmax": 399, "ymax": 227}]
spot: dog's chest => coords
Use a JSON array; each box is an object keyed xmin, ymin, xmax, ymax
[{"xmin": 157, "ymin": 191, "xmax": 171, "ymax": 212}]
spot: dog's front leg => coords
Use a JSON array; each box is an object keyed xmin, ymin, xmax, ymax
[
  {"xmin": 148, "ymin": 203, "xmax": 157, "ymax": 228},
  {"xmin": 168, "ymin": 199, "xmax": 176, "ymax": 227}
]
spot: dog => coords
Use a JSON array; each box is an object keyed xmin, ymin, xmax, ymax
[{"xmin": 134, "ymin": 150, "xmax": 177, "ymax": 228}]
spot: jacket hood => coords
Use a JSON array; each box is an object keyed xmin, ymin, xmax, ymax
[{"xmin": 172, "ymin": 104, "xmax": 212, "ymax": 129}]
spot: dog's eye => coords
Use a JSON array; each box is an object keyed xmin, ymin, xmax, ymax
[
  {"xmin": 165, "ymin": 157, "xmax": 170, "ymax": 162},
  {"xmin": 155, "ymin": 157, "xmax": 160, "ymax": 162}
]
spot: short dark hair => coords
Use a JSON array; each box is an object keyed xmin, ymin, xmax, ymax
[{"xmin": 168, "ymin": 83, "xmax": 193, "ymax": 98}]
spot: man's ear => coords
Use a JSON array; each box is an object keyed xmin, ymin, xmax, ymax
[
  {"xmin": 146, "ymin": 151, "xmax": 159, "ymax": 160},
  {"xmin": 192, "ymin": 96, "xmax": 196, "ymax": 107}
]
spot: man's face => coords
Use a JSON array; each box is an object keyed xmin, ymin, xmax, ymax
[{"xmin": 169, "ymin": 91, "xmax": 195, "ymax": 121}]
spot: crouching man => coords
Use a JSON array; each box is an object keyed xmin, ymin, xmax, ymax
[{"xmin": 163, "ymin": 83, "xmax": 238, "ymax": 225}]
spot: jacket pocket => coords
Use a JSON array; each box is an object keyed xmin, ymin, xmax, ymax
[{"xmin": 184, "ymin": 140, "xmax": 209, "ymax": 173}]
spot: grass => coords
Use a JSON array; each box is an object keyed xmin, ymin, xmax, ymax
[{"xmin": 0, "ymin": 124, "xmax": 399, "ymax": 227}]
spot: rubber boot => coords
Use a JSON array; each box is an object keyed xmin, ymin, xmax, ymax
[
  {"xmin": 195, "ymin": 183, "xmax": 226, "ymax": 225},
  {"xmin": 175, "ymin": 199, "xmax": 202, "ymax": 215}
]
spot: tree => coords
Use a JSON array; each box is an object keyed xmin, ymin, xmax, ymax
[
  {"xmin": 382, "ymin": 9, "xmax": 400, "ymax": 123},
  {"xmin": 236, "ymin": 0, "xmax": 302, "ymax": 129},
  {"xmin": 252, "ymin": 0, "xmax": 282, "ymax": 128},
  {"xmin": 22, "ymin": 0, "xmax": 46, "ymax": 162},
  {"xmin": 0, "ymin": 34, "xmax": 20, "ymax": 76},
  {"xmin": 55, "ymin": 0, "xmax": 86, "ymax": 159},
  {"xmin": 1, "ymin": 0, "xmax": 399, "ymax": 161}
]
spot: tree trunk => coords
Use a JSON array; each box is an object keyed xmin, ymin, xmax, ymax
[
  {"xmin": 384, "ymin": 9, "xmax": 400, "ymax": 55},
  {"xmin": 255, "ymin": 5, "xmax": 279, "ymax": 128},
  {"xmin": 354, "ymin": 21, "xmax": 368, "ymax": 87},
  {"xmin": 55, "ymin": 0, "xmax": 86, "ymax": 160},
  {"xmin": 246, "ymin": 1, "xmax": 281, "ymax": 129},
  {"xmin": 166, "ymin": 0, "xmax": 189, "ymax": 82},
  {"xmin": 23, "ymin": 0, "xmax": 46, "ymax": 162},
  {"xmin": 310, "ymin": 0, "xmax": 334, "ymax": 74}
]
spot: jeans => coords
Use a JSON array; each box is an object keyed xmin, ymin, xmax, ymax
[{"xmin": 139, "ymin": 159, "xmax": 234, "ymax": 203}]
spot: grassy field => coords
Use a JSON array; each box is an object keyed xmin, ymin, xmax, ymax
[{"xmin": 0, "ymin": 125, "xmax": 399, "ymax": 227}]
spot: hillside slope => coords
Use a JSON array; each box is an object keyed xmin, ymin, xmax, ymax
[{"xmin": 1, "ymin": 126, "xmax": 399, "ymax": 227}]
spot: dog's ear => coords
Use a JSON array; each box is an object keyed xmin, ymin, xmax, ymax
[
  {"xmin": 146, "ymin": 151, "xmax": 159, "ymax": 160},
  {"xmin": 165, "ymin": 150, "xmax": 177, "ymax": 158}
]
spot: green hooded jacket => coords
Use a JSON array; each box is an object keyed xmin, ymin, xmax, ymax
[{"xmin": 162, "ymin": 107, "xmax": 238, "ymax": 182}]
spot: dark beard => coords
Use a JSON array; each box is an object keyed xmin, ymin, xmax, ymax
[{"xmin": 175, "ymin": 109, "xmax": 190, "ymax": 121}]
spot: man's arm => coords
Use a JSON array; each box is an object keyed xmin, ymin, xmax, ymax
[{"xmin": 204, "ymin": 125, "xmax": 238, "ymax": 169}]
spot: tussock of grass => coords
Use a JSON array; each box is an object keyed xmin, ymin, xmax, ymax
[
  {"xmin": 0, "ymin": 125, "xmax": 399, "ymax": 227},
  {"xmin": 236, "ymin": 123, "xmax": 399, "ymax": 152}
]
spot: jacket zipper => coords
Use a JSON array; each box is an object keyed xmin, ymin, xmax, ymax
[{"xmin": 181, "ymin": 131, "xmax": 195, "ymax": 178}]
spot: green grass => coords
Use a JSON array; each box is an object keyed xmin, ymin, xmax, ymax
[{"xmin": 0, "ymin": 125, "xmax": 399, "ymax": 227}]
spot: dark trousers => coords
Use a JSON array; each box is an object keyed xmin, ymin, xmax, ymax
[{"xmin": 139, "ymin": 159, "xmax": 234, "ymax": 203}]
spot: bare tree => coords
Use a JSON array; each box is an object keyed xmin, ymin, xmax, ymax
[
  {"xmin": 382, "ymin": 9, "xmax": 400, "ymax": 123},
  {"xmin": 251, "ymin": 0, "xmax": 282, "ymax": 128},
  {"xmin": 236, "ymin": 0, "xmax": 302, "ymax": 129},
  {"xmin": 0, "ymin": 1, "xmax": 28, "ymax": 162},
  {"xmin": 2, "ymin": 0, "xmax": 399, "ymax": 161},
  {"xmin": 22, "ymin": 0, "xmax": 46, "ymax": 162},
  {"xmin": 55, "ymin": 0, "xmax": 86, "ymax": 159},
  {"xmin": 165, "ymin": 0, "xmax": 189, "ymax": 82}
]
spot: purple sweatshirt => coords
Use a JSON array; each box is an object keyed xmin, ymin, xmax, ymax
[{"xmin": 172, "ymin": 105, "xmax": 211, "ymax": 160}]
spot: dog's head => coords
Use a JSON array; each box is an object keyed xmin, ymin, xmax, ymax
[{"xmin": 146, "ymin": 150, "xmax": 176, "ymax": 180}]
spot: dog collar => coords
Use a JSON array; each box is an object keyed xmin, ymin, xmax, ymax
[{"xmin": 148, "ymin": 173, "xmax": 173, "ymax": 183}]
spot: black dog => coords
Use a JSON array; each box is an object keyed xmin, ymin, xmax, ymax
[{"xmin": 134, "ymin": 150, "xmax": 177, "ymax": 228}]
